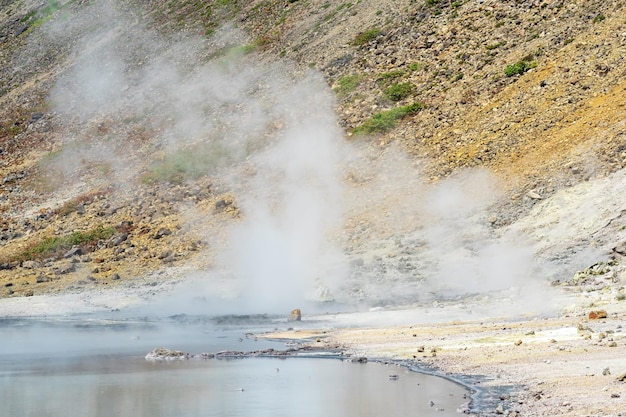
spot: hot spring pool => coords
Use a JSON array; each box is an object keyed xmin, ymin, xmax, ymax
[{"xmin": 0, "ymin": 316, "xmax": 469, "ymax": 417}]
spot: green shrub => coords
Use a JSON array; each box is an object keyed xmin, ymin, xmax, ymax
[
  {"xmin": 335, "ymin": 74, "xmax": 363, "ymax": 96},
  {"xmin": 352, "ymin": 102, "xmax": 423, "ymax": 135},
  {"xmin": 352, "ymin": 28, "xmax": 382, "ymax": 46},
  {"xmin": 12, "ymin": 225, "xmax": 116, "ymax": 262},
  {"xmin": 376, "ymin": 70, "xmax": 405, "ymax": 86},
  {"xmin": 592, "ymin": 14, "xmax": 605, "ymax": 23},
  {"xmin": 383, "ymin": 82, "xmax": 415, "ymax": 101},
  {"xmin": 504, "ymin": 60, "xmax": 537, "ymax": 77}
]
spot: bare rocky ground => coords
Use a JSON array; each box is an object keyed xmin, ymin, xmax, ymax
[{"xmin": 1, "ymin": 0, "xmax": 626, "ymax": 415}]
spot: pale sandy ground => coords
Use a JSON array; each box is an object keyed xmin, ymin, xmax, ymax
[{"xmin": 263, "ymin": 294, "xmax": 626, "ymax": 417}]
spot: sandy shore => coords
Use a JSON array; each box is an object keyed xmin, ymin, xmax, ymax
[{"xmin": 265, "ymin": 302, "xmax": 626, "ymax": 417}]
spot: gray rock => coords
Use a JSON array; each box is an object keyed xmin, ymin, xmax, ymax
[
  {"xmin": 22, "ymin": 260, "xmax": 40, "ymax": 269},
  {"xmin": 158, "ymin": 250, "xmax": 173, "ymax": 260},
  {"xmin": 145, "ymin": 347, "xmax": 189, "ymax": 361},
  {"xmin": 64, "ymin": 246, "xmax": 83, "ymax": 258},
  {"xmin": 154, "ymin": 228, "xmax": 171, "ymax": 239},
  {"xmin": 56, "ymin": 263, "xmax": 76, "ymax": 275}
]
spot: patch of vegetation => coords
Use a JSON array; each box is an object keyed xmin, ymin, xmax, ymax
[
  {"xmin": 352, "ymin": 102, "xmax": 424, "ymax": 135},
  {"xmin": 485, "ymin": 41, "xmax": 506, "ymax": 50},
  {"xmin": 142, "ymin": 142, "xmax": 234, "ymax": 184},
  {"xmin": 408, "ymin": 62, "xmax": 423, "ymax": 71},
  {"xmin": 504, "ymin": 60, "xmax": 537, "ymax": 77},
  {"xmin": 383, "ymin": 82, "xmax": 415, "ymax": 101},
  {"xmin": 54, "ymin": 189, "xmax": 109, "ymax": 217},
  {"xmin": 592, "ymin": 14, "xmax": 606, "ymax": 23},
  {"xmin": 334, "ymin": 74, "xmax": 363, "ymax": 96},
  {"xmin": 352, "ymin": 28, "xmax": 382, "ymax": 46},
  {"xmin": 376, "ymin": 70, "xmax": 405, "ymax": 86},
  {"xmin": 10, "ymin": 225, "xmax": 116, "ymax": 263}
]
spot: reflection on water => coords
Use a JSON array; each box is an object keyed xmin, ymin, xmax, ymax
[
  {"xmin": 0, "ymin": 316, "xmax": 469, "ymax": 417},
  {"xmin": 1, "ymin": 357, "xmax": 467, "ymax": 417}
]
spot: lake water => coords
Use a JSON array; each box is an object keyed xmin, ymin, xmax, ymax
[{"xmin": 0, "ymin": 315, "xmax": 469, "ymax": 417}]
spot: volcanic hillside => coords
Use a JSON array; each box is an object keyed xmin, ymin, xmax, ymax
[{"xmin": 0, "ymin": 0, "xmax": 625, "ymax": 303}]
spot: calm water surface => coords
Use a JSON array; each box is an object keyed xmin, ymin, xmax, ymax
[{"xmin": 0, "ymin": 316, "xmax": 469, "ymax": 417}]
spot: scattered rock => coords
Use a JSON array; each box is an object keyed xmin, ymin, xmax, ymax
[
  {"xmin": 589, "ymin": 310, "xmax": 608, "ymax": 319},
  {"xmin": 107, "ymin": 233, "xmax": 128, "ymax": 247},
  {"xmin": 29, "ymin": 112, "xmax": 44, "ymax": 123},
  {"xmin": 153, "ymin": 228, "xmax": 172, "ymax": 239},
  {"xmin": 56, "ymin": 263, "xmax": 76, "ymax": 275},
  {"xmin": 145, "ymin": 347, "xmax": 189, "ymax": 361},
  {"xmin": 214, "ymin": 199, "xmax": 232, "ymax": 213},
  {"xmin": 21, "ymin": 260, "xmax": 40, "ymax": 269},
  {"xmin": 514, "ymin": 339, "xmax": 523, "ymax": 346},
  {"xmin": 158, "ymin": 250, "xmax": 172, "ymax": 259},
  {"xmin": 613, "ymin": 242, "xmax": 626, "ymax": 255},
  {"xmin": 63, "ymin": 246, "xmax": 83, "ymax": 258},
  {"xmin": 289, "ymin": 308, "xmax": 302, "ymax": 321}
]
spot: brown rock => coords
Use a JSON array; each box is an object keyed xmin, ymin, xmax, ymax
[
  {"xmin": 289, "ymin": 308, "xmax": 301, "ymax": 321},
  {"xmin": 588, "ymin": 310, "xmax": 608, "ymax": 319}
]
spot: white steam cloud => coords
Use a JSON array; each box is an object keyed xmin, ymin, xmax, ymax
[
  {"xmin": 38, "ymin": 0, "xmax": 569, "ymax": 318},
  {"xmin": 223, "ymin": 74, "xmax": 349, "ymax": 312}
]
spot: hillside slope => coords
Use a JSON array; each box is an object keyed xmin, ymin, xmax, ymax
[{"xmin": 0, "ymin": 0, "xmax": 625, "ymax": 309}]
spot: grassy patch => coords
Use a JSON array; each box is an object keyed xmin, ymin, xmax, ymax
[
  {"xmin": 408, "ymin": 62, "xmax": 424, "ymax": 71},
  {"xmin": 352, "ymin": 102, "xmax": 423, "ymax": 135},
  {"xmin": 376, "ymin": 70, "xmax": 405, "ymax": 86},
  {"xmin": 352, "ymin": 28, "xmax": 382, "ymax": 46},
  {"xmin": 21, "ymin": 0, "xmax": 65, "ymax": 31},
  {"xmin": 592, "ymin": 14, "xmax": 605, "ymax": 23},
  {"xmin": 504, "ymin": 60, "xmax": 537, "ymax": 77},
  {"xmin": 383, "ymin": 82, "xmax": 415, "ymax": 101},
  {"xmin": 9, "ymin": 225, "xmax": 116, "ymax": 263},
  {"xmin": 142, "ymin": 142, "xmax": 234, "ymax": 184},
  {"xmin": 334, "ymin": 74, "xmax": 363, "ymax": 96}
]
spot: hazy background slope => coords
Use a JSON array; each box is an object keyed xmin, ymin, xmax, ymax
[{"xmin": 0, "ymin": 0, "xmax": 624, "ymax": 314}]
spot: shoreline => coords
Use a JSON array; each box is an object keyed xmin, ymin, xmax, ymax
[
  {"xmin": 262, "ymin": 306, "xmax": 626, "ymax": 417},
  {"xmin": 2, "ymin": 283, "xmax": 626, "ymax": 416},
  {"xmin": 264, "ymin": 292, "xmax": 626, "ymax": 417}
]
